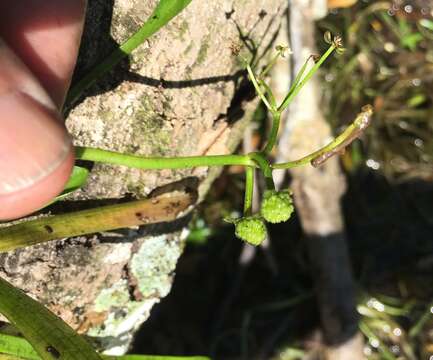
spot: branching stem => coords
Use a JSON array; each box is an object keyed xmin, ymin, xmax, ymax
[
  {"xmin": 246, "ymin": 64, "xmax": 275, "ymax": 112},
  {"xmin": 278, "ymin": 44, "xmax": 336, "ymax": 112},
  {"xmin": 248, "ymin": 152, "xmax": 275, "ymax": 190},
  {"xmin": 273, "ymin": 105, "xmax": 373, "ymax": 169},
  {"xmin": 75, "ymin": 146, "xmax": 256, "ymax": 169}
]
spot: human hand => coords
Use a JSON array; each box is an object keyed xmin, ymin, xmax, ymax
[{"xmin": 0, "ymin": 1, "xmax": 86, "ymax": 220}]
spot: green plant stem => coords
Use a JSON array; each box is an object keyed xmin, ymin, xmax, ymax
[
  {"xmin": 272, "ymin": 105, "xmax": 373, "ymax": 169},
  {"xmin": 285, "ymin": 55, "xmax": 313, "ymax": 99},
  {"xmin": 262, "ymin": 111, "xmax": 281, "ymax": 155},
  {"xmin": 359, "ymin": 320, "xmax": 396, "ymax": 360},
  {"xmin": 248, "ymin": 44, "xmax": 336, "ymax": 155},
  {"xmin": 243, "ymin": 167, "xmax": 254, "ymax": 215},
  {"xmin": 248, "ymin": 152, "xmax": 275, "ymax": 190},
  {"xmin": 271, "ymin": 138, "xmax": 338, "ymax": 170},
  {"xmin": 409, "ymin": 300, "xmax": 433, "ymax": 338},
  {"xmin": 278, "ymin": 44, "xmax": 336, "ymax": 112},
  {"xmin": 258, "ymin": 79, "xmax": 277, "ymax": 109},
  {"xmin": 246, "ymin": 64, "xmax": 275, "ymax": 111},
  {"xmin": 259, "ymin": 48, "xmax": 285, "ymax": 79},
  {"xmin": 65, "ymin": 0, "xmax": 192, "ymax": 105},
  {"xmin": 75, "ymin": 146, "xmax": 256, "ymax": 169}
]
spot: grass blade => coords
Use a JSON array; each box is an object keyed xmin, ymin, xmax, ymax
[
  {"xmin": 0, "ymin": 277, "xmax": 102, "ymax": 360},
  {"xmin": 45, "ymin": 166, "xmax": 89, "ymax": 206},
  {"xmin": 0, "ymin": 333, "xmax": 210, "ymax": 360}
]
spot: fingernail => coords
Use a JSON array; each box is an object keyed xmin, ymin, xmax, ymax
[{"xmin": 0, "ymin": 92, "xmax": 71, "ymax": 195}]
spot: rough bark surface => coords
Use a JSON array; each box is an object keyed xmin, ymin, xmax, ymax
[{"xmin": 0, "ymin": 0, "xmax": 286, "ymax": 354}]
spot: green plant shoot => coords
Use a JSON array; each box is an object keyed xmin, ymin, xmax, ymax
[{"xmin": 0, "ymin": 33, "xmax": 372, "ymax": 251}]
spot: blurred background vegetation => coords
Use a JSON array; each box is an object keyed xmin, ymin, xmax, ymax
[{"xmin": 132, "ymin": 1, "xmax": 433, "ymax": 359}]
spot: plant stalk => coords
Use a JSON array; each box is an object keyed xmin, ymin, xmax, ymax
[
  {"xmin": 248, "ymin": 152, "xmax": 275, "ymax": 190},
  {"xmin": 278, "ymin": 44, "xmax": 336, "ymax": 112},
  {"xmin": 272, "ymin": 105, "xmax": 373, "ymax": 169},
  {"xmin": 262, "ymin": 111, "xmax": 281, "ymax": 155},
  {"xmin": 243, "ymin": 167, "xmax": 254, "ymax": 215},
  {"xmin": 75, "ymin": 146, "xmax": 256, "ymax": 169}
]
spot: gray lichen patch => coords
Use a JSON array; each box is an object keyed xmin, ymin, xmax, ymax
[
  {"xmin": 86, "ymin": 232, "xmax": 186, "ymax": 354},
  {"xmin": 88, "ymin": 278, "xmax": 159, "ymax": 355},
  {"xmin": 93, "ymin": 279, "xmax": 131, "ymax": 313},
  {"xmin": 129, "ymin": 234, "xmax": 183, "ymax": 298}
]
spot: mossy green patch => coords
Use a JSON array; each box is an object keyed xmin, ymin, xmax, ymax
[
  {"xmin": 184, "ymin": 41, "xmax": 194, "ymax": 56},
  {"xmin": 87, "ymin": 234, "xmax": 183, "ymax": 343},
  {"xmin": 93, "ymin": 280, "xmax": 131, "ymax": 313},
  {"xmin": 88, "ymin": 279, "xmax": 156, "ymax": 343},
  {"xmin": 177, "ymin": 20, "xmax": 189, "ymax": 40},
  {"xmin": 194, "ymin": 35, "xmax": 211, "ymax": 67},
  {"xmin": 132, "ymin": 97, "xmax": 172, "ymax": 156}
]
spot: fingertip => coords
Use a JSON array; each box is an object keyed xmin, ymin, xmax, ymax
[
  {"xmin": 0, "ymin": 150, "xmax": 74, "ymax": 221},
  {"xmin": 0, "ymin": 92, "xmax": 74, "ymax": 221}
]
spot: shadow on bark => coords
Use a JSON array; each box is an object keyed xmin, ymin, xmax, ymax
[
  {"xmin": 65, "ymin": 1, "xmax": 282, "ymax": 120},
  {"xmin": 64, "ymin": 0, "xmax": 126, "ymax": 115}
]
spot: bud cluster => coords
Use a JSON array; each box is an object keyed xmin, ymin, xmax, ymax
[{"xmin": 232, "ymin": 190, "xmax": 294, "ymax": 246}]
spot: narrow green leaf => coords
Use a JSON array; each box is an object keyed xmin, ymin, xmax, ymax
[
  {"xmin": 0, "ymin": 333, "xmax": 39, "ymax": 360},
  {"xmin": 108, "ymin": 357, "xmax": 209, "ymax": 360},
  {"xmin": 62, "ymin": 166, "xmax": 89, "ymax": 194},
  {"xmin": 37, "ymin": 166, "xmax": 89, "ymax": 211},
  {"xmin": 0, "ymin": 277, "xmax": 102, "ymax": 360},
  {"xmin": 0, "ymin": 333, "xmax": 210, "ymax": 360},
  {"xmin": 52, "ymin": 166, "xmax": 89, "ymax": 202}
]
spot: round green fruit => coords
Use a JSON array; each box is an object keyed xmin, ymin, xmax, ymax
[
  {"xmin": 235, "ymin": 216, "xmax": 266, "ymax": 246},
  {"xmin": 260, "ymin": 190, "xmax": 294, "ymax": 224}
]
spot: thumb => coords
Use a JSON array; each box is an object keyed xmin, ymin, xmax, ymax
[{"xmin": 0, "ymin": 42, "xmax": 74, "ymax": 220}]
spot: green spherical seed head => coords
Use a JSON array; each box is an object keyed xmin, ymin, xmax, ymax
[
  {"xmin": 261, "ymin": 190, "xmax": 294, "ymax": 224},
  {"xmin": 235, "ymin": 217, "xmax": 266, "ymax": 246}
]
